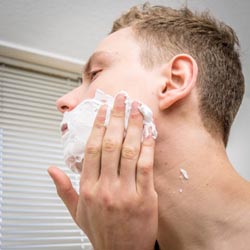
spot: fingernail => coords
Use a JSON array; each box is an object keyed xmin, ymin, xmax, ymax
[
  {"xmin": 131, "ymin": 101, "xmax": 140, "ymax": 114},
  {"xmin": 97, "ymin": 104, "xmax": 108, "ymax": 123},
  {"xmin": 99, "ymin": 104, "xmax": 108, "ymax": 114},
  {"xmin": 115, "ymin": 93, "xmax": 126, "ymax": 106}
]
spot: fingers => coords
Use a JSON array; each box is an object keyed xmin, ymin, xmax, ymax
[
  {"xmin": 136, "ymin": 134, "xmax": 155, "ymax": 194},
  {"xmin": 81, "ymin": 92, "xmax": 156, "ymax": 196},
  {"xmin": 120, "ymin": 101, "xmax": 143, "ymax": 187},
  {"xmin": 100, "ymin": 93, "xmax": 126, "ymax": 180},
  {"xmin": 48, "ymin": 166, "xmax": 79, "ymax": 221},
  {"xmin": 81, "ymin": 105, "xmax": 107, "ymax": 183}
]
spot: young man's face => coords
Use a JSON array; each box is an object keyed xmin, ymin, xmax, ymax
[{"xmin": 56, "ymin": 28, "xmax": 162, "ymax": 114}]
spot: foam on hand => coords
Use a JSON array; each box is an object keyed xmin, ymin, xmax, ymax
[{"xmin": 60, "ymin": 89, "xmax": 157, "ymax": 173}]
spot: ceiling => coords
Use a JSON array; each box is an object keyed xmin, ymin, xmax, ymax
[{"xmin": 0, "ymin": 0, "xmax": 249, "ymax": 97}]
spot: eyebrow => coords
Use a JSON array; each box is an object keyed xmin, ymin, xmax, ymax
[{"xmin": 82, "ymin": 51, "xmax": 116, "ymax": 76}]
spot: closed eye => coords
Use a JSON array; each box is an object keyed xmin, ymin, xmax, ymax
[{"xmin": 88, "ymin": 69, "xmax": 102, "ymax": 82}]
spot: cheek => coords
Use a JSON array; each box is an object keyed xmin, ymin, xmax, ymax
[
  {"xmin": 79, "ymin": 82, "xmax": 102, "ymax": 102},
  {"xmin": 84, "ymin": 68, "xmax": 158, "ymax": 111},
  {"xmin": 93, "ymin": 69, "xmax": 149, "ymax": 97}
]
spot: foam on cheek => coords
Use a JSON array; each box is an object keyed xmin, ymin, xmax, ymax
[{"xmin": 61, "ymin": 89, "xmax": 157, "ymax": 173}]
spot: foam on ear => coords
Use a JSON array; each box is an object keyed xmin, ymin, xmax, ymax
[{"xmin": 60, "ymin": 89, "xmax": 158, "ymax": 173}]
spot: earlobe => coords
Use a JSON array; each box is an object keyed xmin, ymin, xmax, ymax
[{"xmin": 158, "ymin": 54, "xmax": 198, "ymax": 110}]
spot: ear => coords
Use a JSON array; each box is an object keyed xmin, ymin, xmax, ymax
[{"xmin": 158, "ymin": 54, "xmax": 198, "ymax": 110}]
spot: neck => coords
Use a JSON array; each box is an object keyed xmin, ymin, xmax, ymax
[{"xmin": 154, "ymin": 126, "xmax": 250, "ymax": 250}]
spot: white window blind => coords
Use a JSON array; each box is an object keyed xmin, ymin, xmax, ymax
[{"xmin": 0, "ymin": 62, "xmax": 92, "ymax": 250}]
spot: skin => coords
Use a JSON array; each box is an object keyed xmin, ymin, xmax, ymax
[{"xmin": 48, "ymin": 27, "xmax": 250, "ymax": 250}]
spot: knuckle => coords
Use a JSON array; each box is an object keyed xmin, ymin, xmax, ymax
[
  {"xmin": 140, "ymin": 203, "xmax": 157, "ymax": 217},
  {"xmin": 111, "ymin": 107, "xmax": 125, "ymax": 118},
  {"xmin": 57, "ymin": 185, "xmax": 72, "ymax": 199},
  {"xmin": 122, "ymin": 196, "xmax": 138, "ymax": 211},
  {"xmin": 122, "ymin": 145, "xmax": 139, "ymax": 160},
  {"xmin": 99, "ymin": 191, "xmax": 115, "ymax": 210},
  {"xmin": 147, "ymin": 190, "xmax": 158, "ymax": 203},
  {"xmin": 152, "ymin": 191, "xmax": 158, "ymax": 202},
  {"xmin": 85, "ymin": 143, "xmax": 101, "ymax": 155},
  {"xmin": 130, "ymin": 110, "xmax": 142, "ymax": 120},
  {"xmin": 95, "ymin": 113, "xmax": 106, "ymax": 128},
  {"xmin": 94, "ymin": 119, "xmax": 105, "ymax": 129},
  {"xmin": 138, "ymin": 163, "xmax": 153, "ymax": 176},
  {"xmin": 143, "ymin": 137, "xmax": 155, "ymax": 147},
  {"xmin": 80, "ymin": 187, "xmax": 93, "ymax": 204},
  {"xmin": 102, "ymin": 138, "xmax": 119, "ymax": 152}
]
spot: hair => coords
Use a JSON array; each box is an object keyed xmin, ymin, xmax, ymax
[{"xmin": 110, "ymin": 3, "xmax": 245, "ymax": 146}]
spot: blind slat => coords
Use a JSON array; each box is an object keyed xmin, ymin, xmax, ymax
[
  {"xmin": 1, "ymin": 119, "xmax": 59, "ymax": 132},
  {"xmin": 2, "ymin": 92, "xmax": 59, "ymax": 106},
  {"xmin": 0, "ymin": 124, "xmax": 61, "ymax": 137},
  {"xmin": 1, "ymin": 113, "xmax": 59, "ymax": 126},
  {"xmin": 1, "ymin": 80, "xmax": 66, "ymax": 99},
  {"xmin": 3, "ymin": 229, "xmax": 81, "ymax": 234},
  {"xmin": 2, "ymin": 187, "xmax": 57, "ymax": 195},
  {"xmin": 4, "ymin": 236, "xmax": 85, "ymax": 241},
  {"xmin": 3, "ymin": 150, "xmax": 63, "ymax": 160},
  {"xmin": 1, "ymin": 243, "xmax": 88, "ymax": 249},
  {"xmin": 3, "ymin": 102, "xmax": 60, "ymax": 117},
  {"xmin": 2, "ymin": 180, "xmax": 55, "ymax": 188},
  {"xmin": 1, "ymin": 222, "xmax": 76, "ymax": 227},
  {"xmin": 4, "ymin": 132, "xmax": 62, "ymax": 145},
  {"xmin": 1, "ymin": 66, "xmax": 79, "ymax": 87},
  {"xmin": 1, "ymin": 201, "xmax": 64, "ymax": 208},
  {"xmin": 3, "ymin": 98, "xmax": 61, "ymax": 113},
  {"xmin": 1, "ymin": 108, "xmax": 60, "ymax": 121},
  {"xmin": 0, "ymin": 73, "xmax": 76, "ymax": 93},
  {"xmin": 2, "ymin": 84, "xmax": 59, "ymax": 101},
  {"xmin": 3, "ymin": 216, "xmax": 72, "ymax": 220},
  {"xmin": 3, "ymin": 158, "xmax": 63, "ymax": 167},
  {"xmin": 2, "ymin": 209, "xmax": 69, "ymax": 214}
]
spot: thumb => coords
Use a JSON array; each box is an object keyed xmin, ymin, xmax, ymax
[{"xmin": 48, "ymin": 166, "xmax": 79, "ymax": 221}]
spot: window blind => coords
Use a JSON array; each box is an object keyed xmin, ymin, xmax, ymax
[{"xmin": 0, "ymin": 63, "xmax": 92, "ymax": 250}]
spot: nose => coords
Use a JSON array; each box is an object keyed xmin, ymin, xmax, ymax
[{"xmin": 56, "ymin": 86, "xmax": 82, "ymax": 113}]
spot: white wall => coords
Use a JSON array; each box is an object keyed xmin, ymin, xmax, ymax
[{"xmin": 227, "ymin": 96, "xmax": 250, "ymax": 180}]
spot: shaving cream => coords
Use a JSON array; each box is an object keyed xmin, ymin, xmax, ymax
[{"xmin": 61, "ymin": 89, "xmax": 157, "ymax": 173}]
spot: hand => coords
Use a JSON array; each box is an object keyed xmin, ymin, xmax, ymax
[{"xmin": 48, "ymin": 93, "xmax": 158, "ymax": 250}]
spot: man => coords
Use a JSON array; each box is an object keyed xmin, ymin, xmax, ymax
[{"xmin": 48, "ymin": 3, "xmax": 250, "ymax": 250}]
